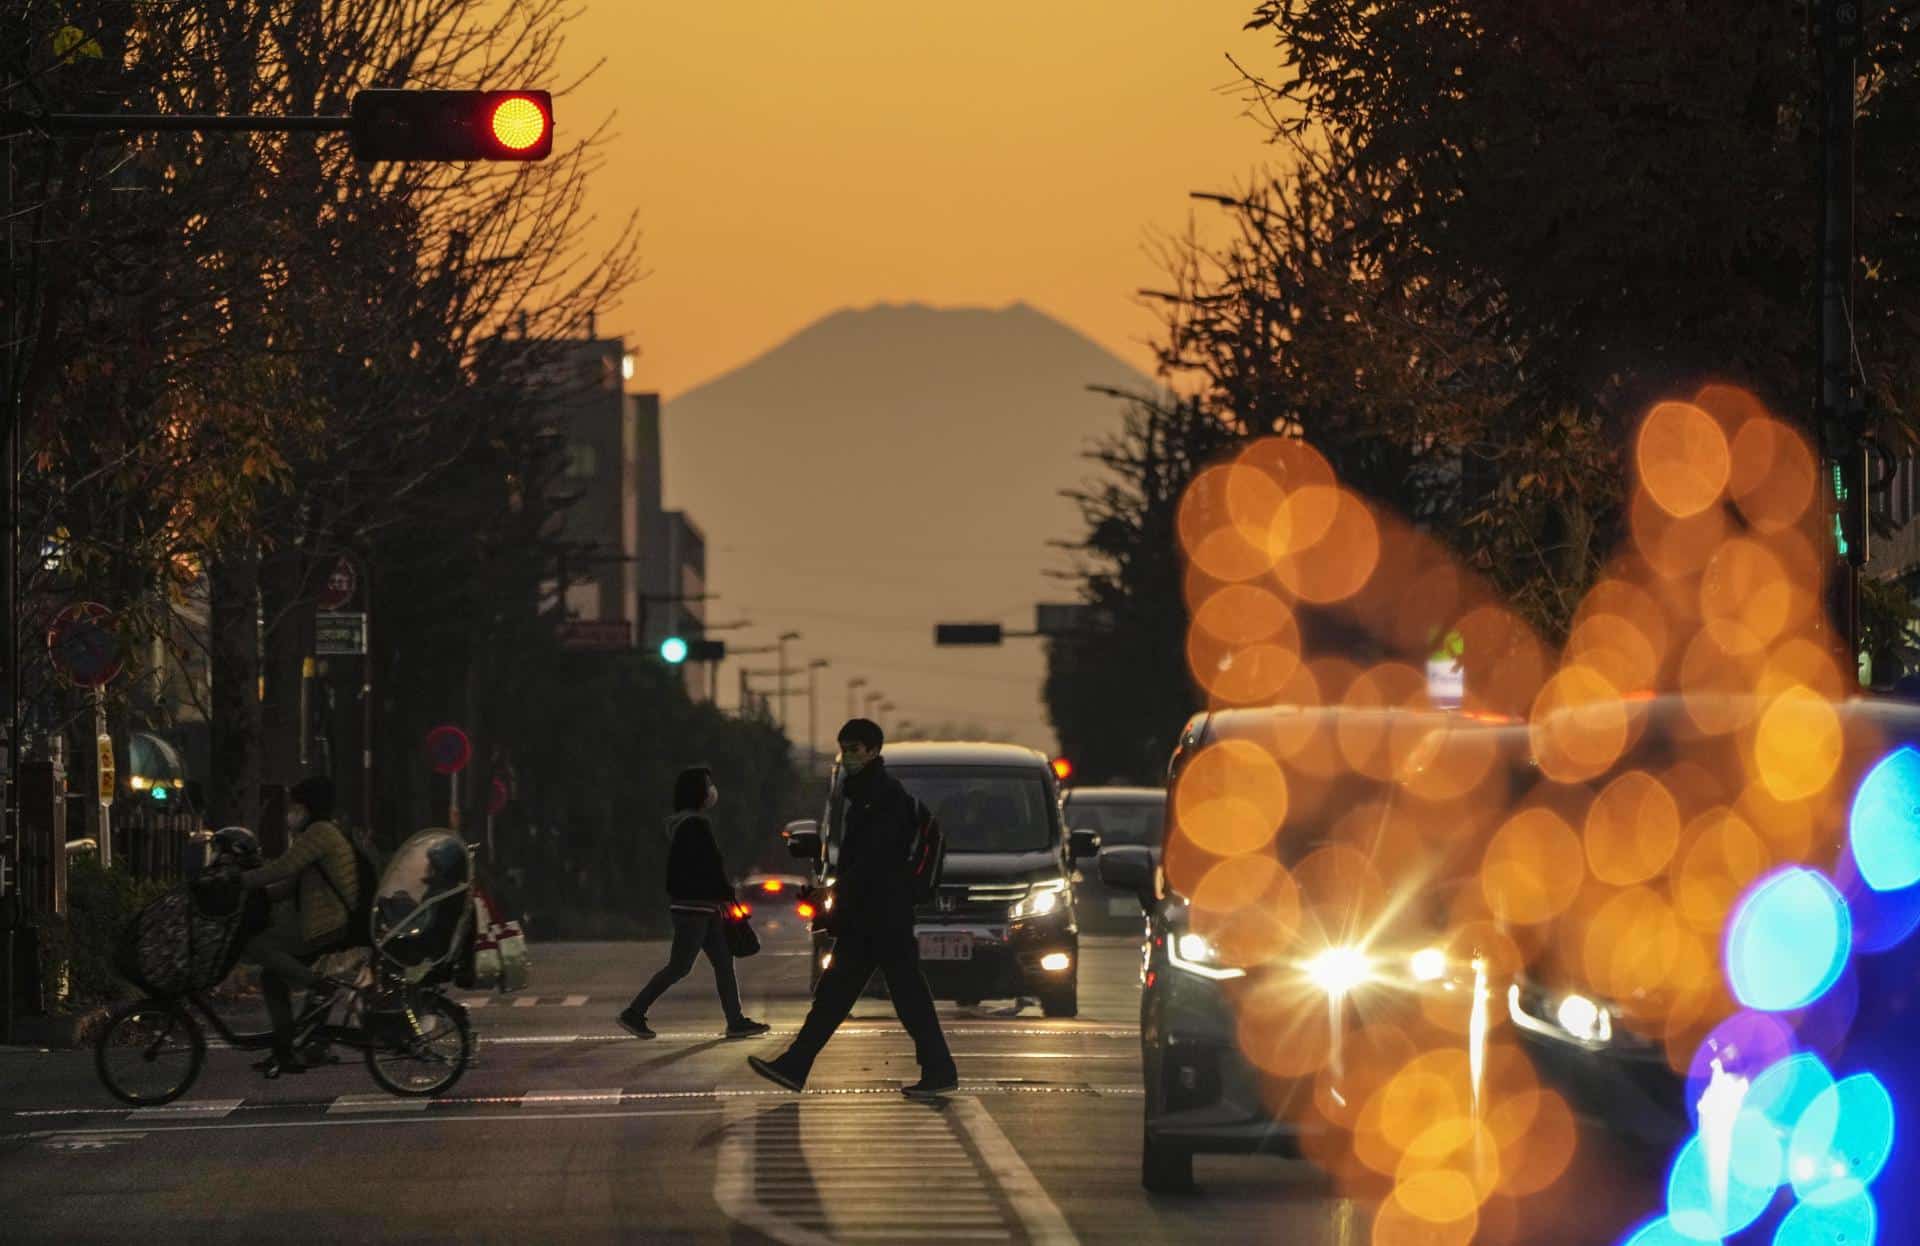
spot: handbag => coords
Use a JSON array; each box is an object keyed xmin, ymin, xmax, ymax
[{"xmin": 723, "ymin": 901, "xmax": 761, "ymax": 959}]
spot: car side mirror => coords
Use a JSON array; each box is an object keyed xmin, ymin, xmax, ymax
[
  {"xmin": 1098, "ymin": 844, "xmax": 1155, "ymax": 906},
  {"xmin": 1069, "ymin": 828, "xmax": 1102, "ymax": 860},
  {"xmin": 784, "ymin": 819, "xmax": 822, "ymax": 864}
]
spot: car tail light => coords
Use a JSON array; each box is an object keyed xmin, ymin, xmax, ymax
[
  {"xmin": 796, "ymin": 901, "xmax": 817, "ymax": 920},
  {"xmin": 761, "ymin": 880, "xmax": 784, "ymax": 894}
]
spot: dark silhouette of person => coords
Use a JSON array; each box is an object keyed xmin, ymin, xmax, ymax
[
  {"xmin": 618, "ymin": 767, "xmax": 771, "ymax": 1040},
  {"xmin": 749, "ymin": 719, "xmax": 957, "ymax": 1097}
]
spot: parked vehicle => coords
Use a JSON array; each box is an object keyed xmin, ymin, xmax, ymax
[{"xmin": 788, "ymin": 742, "xmax": 1101, "ymax": 1017}]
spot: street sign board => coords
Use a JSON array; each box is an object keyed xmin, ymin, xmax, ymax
[
  {"xmin": 425, "ymin": 725, "xmax": 472, "ymax": 775},
  {"xmin": 557, "ymin": 619, "xmax": 631, "ymax": 652},
  {"xmin": 316, "ymin": 611, "xmax": 367, "ymax": 656},
  {"xmin": 97, "ymin": 734, "xmax": 116, "ymax": 806},
  {"xmin": 318, "ymin": 557, "xmax": 358, "ymax": 611},
  {"xmin": 935, "ymin": 623, "xmax": 1004, "ymax": 646},
  {"xmin": 47, "ymin": 602, "xmax": 124, "ymax": 688}
]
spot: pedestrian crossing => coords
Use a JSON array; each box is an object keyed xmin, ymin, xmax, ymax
[
  {"xmin": 454, "ymin": 993, "xmax": 589, "ymax": 1008},
  {"xmin": 715, "ymin": 1097, "xmax": 1079, "ymax": 1245}
]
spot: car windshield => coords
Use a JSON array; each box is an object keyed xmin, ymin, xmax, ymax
[
  {"xmin": 891, "ymin": 766, "xmax": 1056, "ymax": 854},
  {"xmin": 1065, "ymin": 798, "xmax": 1165, "ymax": 847}
]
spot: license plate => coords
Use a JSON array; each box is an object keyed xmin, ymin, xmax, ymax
[
  {"xmin": 919, "ymin": 931, "xmax": 973, "ymax": 961},
  {"xmin": 1108, "ymin": 897, "xmax": 1138, "ymax": 917}
]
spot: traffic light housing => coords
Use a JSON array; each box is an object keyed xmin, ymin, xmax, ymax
[
  {"xmin": 659, "ymin": 636, "xmax": 725, "ymax": 664},
  {"xmin": 350, "ymin": 90, "xmax": 553, "ymax": 162}
]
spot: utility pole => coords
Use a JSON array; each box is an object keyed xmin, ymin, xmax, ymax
[{"xmin": 1815, "ymin": 0, "xmax": 1865, "ymax": 672}]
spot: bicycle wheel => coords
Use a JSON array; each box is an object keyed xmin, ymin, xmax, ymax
[
  {"xmin": 95, "ymin": 999, "xmax": 206, "ymax": 1106},
  {"xmin": 363, "ymin": 992, "xmax": 471, "ymax": 1097}
]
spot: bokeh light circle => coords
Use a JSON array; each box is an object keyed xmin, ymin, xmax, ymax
[
  {"xmin": 1637, "ymin": 401, "xmax": 1732, "ymax": 518},
  {"xmin": 1849, "ymin": 747, "xmax": 1920, "ymax": 893},
  {"xmin": 1787, "ymin": 1073, "xmax": 1896, "ymax": 1207},
  {"xmin": 1725, "ymin": 868, "xmax": 1852, "ymax": 1013}
]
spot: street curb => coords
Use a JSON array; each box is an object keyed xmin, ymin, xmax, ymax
[{"xmin": 4, "ymin": 1007, "xmax": 108, "ymax": 1050}]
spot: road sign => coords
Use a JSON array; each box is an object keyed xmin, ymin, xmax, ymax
[
  {"xmin": 935, "ymin": 623, "xmax": 1004, "ymax": 646},
  {"xmin": 47, "ymin": 602, "xmax": 124, "ymax": 688},
  {"xmin": 316, "ymin": 611, "xmax": 367, "ymax": 655},
  {"xmin": 425, "ymin": 725, "xmax": 472, "ymax": 775},
  {"xmin": 558, "ymin": 620, "xmax": 632, "ymax": 652},
  {"xmin": 97, "ymin": 733, "xmax": 116, "ymax": 806},
  {"xmin": 318, "ymin": 557, "xmax": 358, "ymax": 610}
]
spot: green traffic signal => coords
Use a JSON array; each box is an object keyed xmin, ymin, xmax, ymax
[{"xmin": 660, "ymin": 636, "xmax": 689, "ymax": 664}]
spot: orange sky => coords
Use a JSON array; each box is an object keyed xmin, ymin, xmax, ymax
[{"xmin": 557, "ymin": 1, "xmax": 1282, "ymax": 397}]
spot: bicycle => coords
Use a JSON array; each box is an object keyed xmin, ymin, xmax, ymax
[
  {"xmin": 95, "ymin": 957, "xmax": 472, "ymax": 1106},
  {"xmin": 97, "ymin": 826, "xmax": 481, "ymax": 1107}
]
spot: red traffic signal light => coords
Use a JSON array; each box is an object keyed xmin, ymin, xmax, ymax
[{"xmin": 350, "ymin": 90, "xmax": 552, "ymax": 162}]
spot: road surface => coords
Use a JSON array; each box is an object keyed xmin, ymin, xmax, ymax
[{"xmin": 0, "ymin": 926, "xmax": 1646, "ymax": 1244}]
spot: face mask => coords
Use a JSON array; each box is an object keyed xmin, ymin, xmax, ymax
[{"xmin": 840, "ymin": 753, "xmax": 867, "ymax": 775}]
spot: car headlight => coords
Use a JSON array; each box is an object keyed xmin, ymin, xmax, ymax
[
  {"xmin": 1408, "ymin": 946, "xmax": 1448, "ymax": 983},
  {"xmin": 1010, "ymin": 878, "xmax": 1068, "ymax": 921},
  {"xmin": 1303, "ymin": 946, "xmax": 1373, "ymax": 995},
  {"xmin": 1167, "ymin": 930, "xmax": 1246, "ymax": 981},
  {"xmin": 1508, "ymin": 983, "xmax": 1614, "ymax": 1046}
]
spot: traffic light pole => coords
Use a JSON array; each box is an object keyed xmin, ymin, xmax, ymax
[{"xmin": 1814, "ymin": 0, "xmax": 1865, "ymax": 671}]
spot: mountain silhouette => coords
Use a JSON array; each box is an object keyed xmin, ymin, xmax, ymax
[{"xmin": 662, "ymin": 301, "xmax": 1151, "ymax": 751}]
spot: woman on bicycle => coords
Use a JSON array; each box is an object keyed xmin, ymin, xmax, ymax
[
  {"xmin": 616, "ymin": 767, "xmax": 770, "ymax": 1041},
  {"xmin": 240, "ymin": 775, "xmax": 359, "ymax": 1073}
]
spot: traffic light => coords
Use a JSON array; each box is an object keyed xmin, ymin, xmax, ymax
[
  {"xmin": 659, "ymin": 637, "xmax": 725, "ymax": 664},
  {"xmin": 349, "ymin": 90, "xmax": 553, "ymax": 162}
]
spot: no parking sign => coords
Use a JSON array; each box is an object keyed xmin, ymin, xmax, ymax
[{"xmin": 425, "ymin": 725, "xmax": 472, "ymax": 775}]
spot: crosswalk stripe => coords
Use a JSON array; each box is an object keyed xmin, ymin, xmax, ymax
[
  {"xmin": 560, "ymin": 994, "xmax": 588, "ymax": 1007},
  {"xmin": 511, "ymin": 996, "xmax": 541, "ymax": 1008},
  {"xmin": 128, "ymin": 1099, "xmax": 244, "ymax": 1121},
  {"xmin": 327, "ymin": 1094, "xmax": 431, "ymax": 1115},
  {"xmin": 518, "ymin": 1089, "xmax": 625, "ymax": 1107}
]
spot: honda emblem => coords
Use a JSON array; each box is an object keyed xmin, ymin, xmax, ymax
[{"xmin": 937, "ymin": 893, "xmax": 956, "ymax": 914}]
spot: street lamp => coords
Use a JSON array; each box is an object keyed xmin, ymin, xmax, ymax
[
  {"xmin": 807, "ymin": 659, "xmax": 830, "ymax": 776},
  {"xmin": 776, "ymin": 631, "xmax": 801, "ymax": 735},
  {"xmin": 846, "ymin": 677, "xmax": 868, "ymax": 722}
]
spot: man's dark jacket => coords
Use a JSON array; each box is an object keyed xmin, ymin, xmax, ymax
[{"xmin": 833, "ymin": 759, "xmax": 924, "ymax": 934}]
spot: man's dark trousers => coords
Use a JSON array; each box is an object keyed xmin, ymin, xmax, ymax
[{"xmin": 785, "ymin": 926, "xmax": 954, "ymax": 1079}]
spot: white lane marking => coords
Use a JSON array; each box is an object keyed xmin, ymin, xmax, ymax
[
  {"xmin": 328, "ymin": 1094, "xmax": 431, "ymax": 1115},
  {"xmin": 952, "ymin": 1096, "xmax": 1080, "ymax": 1245},
  {"xmin": 41, "ymin": 1131, "xmax": 147, "ymax": 1152},
  {"xmin": 25, "ymin": 1107, "xmax": 722, "ymax": 1140},
  {"xmin": 6, "ymin": 1082, "xmax": 1143, "ymax": 1125},
  {"xmin": 461, "ymin": 997, "xmax": 490, "ymax": 1008},
  {"xmin": 518, "ymin": 1088, "xmax": 625, "ymax": 1106},
  {"xmin": 561, "ymin": 995, "xmax": 588, "ymax": 1007},
  {"xmin": 511, "ymin": 996, "xmax": 541, "ymax": 1009},
  {"xmin": 128, "ymin": 1098, "xmax": 244, "ymax": 1121}
]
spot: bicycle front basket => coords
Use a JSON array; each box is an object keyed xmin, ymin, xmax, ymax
[{"xmin": 115, "ymin": 889, "xmax": 248, "ymax": 996}]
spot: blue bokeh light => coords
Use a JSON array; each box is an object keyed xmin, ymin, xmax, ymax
[
  {"xmin": 1850, "ymin": 747, "xmax": 1920, "ymax": 893},
  {"xmin": 1619, "ymin": 1215, "xmax": 1717, "ymax": 1246},
  {"xmin": 1726, "ymin": 869, "xmax": 1853, "ymax": 1013},
  {"xmin": 1789, "ymin": 1074, "xmax": 1897, "ymax": 1208},
  {"xmin": 1749, "ymin": 1054, "xmax": 1838, "ymax": 1138},
  {"xmin": 1774, "ymin": 1187, "xmax": 1877, "ymax": 1246},
  {"xmin": 1668, "ymin": 1130, "xmax": 1777, "ymax": 1241}
]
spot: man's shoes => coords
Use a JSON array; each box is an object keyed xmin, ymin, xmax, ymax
[
  {"xmin": 726, "ymin": 1017, "xmax": 773, "ymax": 1039},
  {"xmin": 253, "ymin": 1050, "xmax": 309, "ymax": 1078},
  {"xmin": 616, "ymin": 1007, "xmax": 656, "ymax": 1040},
  {"xmin": 902, "ymin": 1069, "xmax": 959, "ymax": 1099},
  {"xmin": 747, "ymin": 1054, "xmax": 806, "ymax": 1092}
]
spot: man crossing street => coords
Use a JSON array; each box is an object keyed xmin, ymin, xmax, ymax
[{"xmin": 748, "ymin": 718, "xmax": 958, "ymax": 1097}]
